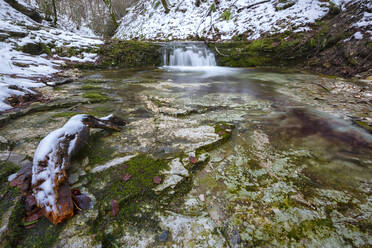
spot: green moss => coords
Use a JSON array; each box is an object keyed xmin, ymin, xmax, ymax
[
  {"xmin": 82, "ymin": 92, "xmax": 109, "ymax": 102},
  {"xmin": 21, "ymin": 219, "xmax": 64, "ymax": 247},
  {"xmin": 287, "ymin": 218, "xmax": 334, "ymax": 241},
  {"xmin": 0, "ymin": 161, "xmax": 20, "ymax": 226},
  {"xmin": 81, "ymin": 84, "xmax": 102, "ymax": 90},
  {"xmin": 353, "ymin": 120, "xmax": 372, "ymax": 134},
  {"xmin": 52, "ymin": 111, "xmax": 80, "ymax": 118},
  {"xmin": 221, "ymin": 9, "xmax": 231, "ymax": 21},
  {"xmin": 87, "ymin": 154, "xmax": 169, "ymax": 243},
  {"xmin": 2, "ymin": 198, "xmax": 24, "ymax": 248},
  {"xmin": 89, "ymin": 154, "xmax": 168, "ymax": 206},
  {"xmin": 73, "ymin": 131, "xmax": 116, "ymax": 166},
  {"xmin": 210, "ymin": 3, "xmax": 216, "ymax": 12},
  {"xmin": 95, "ymin": 40, "xmax": 162, "ymax": 69}
]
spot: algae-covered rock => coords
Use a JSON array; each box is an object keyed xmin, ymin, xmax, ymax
[{"xmin": 96, "ymin": 40, "xmax": 162, "ymax": 68}]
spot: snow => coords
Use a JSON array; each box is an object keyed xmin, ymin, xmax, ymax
[
  {"xmin": 91, "ymin": 155, "xmax": 136, "ymax": 173},
  {"xmin": 115, "ymin": 0, "xmax": 332, "ymax": 41},
  {"xmin": 0, "ymin": 0, "xmax": 103, "ymax": 112},
  {"xmin": 354, "ymin": 31, "xmax": 363, "ymax": 40},
  {"xmin": 32, "ymin": 114, "xmax": 87, "ymax": 213}
]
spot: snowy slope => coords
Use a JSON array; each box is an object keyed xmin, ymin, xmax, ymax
[
  {"xmin": 115, "ymin": 0, "xmax": 367, "ymax": 41},
  {"xmin": 0, "ymin": 0, "xmax": 103, "ymax": 112}
]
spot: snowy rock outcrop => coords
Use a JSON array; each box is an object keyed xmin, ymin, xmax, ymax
[
  {"xmin": 115, "ymin": 0, "xmax": 371, "ymax": 41},
  {"xmin": 115, "ymin": 0, "xmax": 332, "ymax": 40},
  {"xmin": 0, "ymin": 0, "xmax": 103, "ymax": 112}
]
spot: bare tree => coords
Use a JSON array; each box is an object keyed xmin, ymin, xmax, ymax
[
  {"xmin": 102, "ymin": 0, "xmax": 118, "ymax": 29},
  {"xmin": 52, "ymin": 0, "xmax": 57, "ymax": 25}
]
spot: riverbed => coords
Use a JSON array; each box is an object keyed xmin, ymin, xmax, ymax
[{"xmin": 1, "ymin": 65, "xmax": 371, "ymax": 247}]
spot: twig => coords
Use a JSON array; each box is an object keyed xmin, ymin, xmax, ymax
[
  {"xmin": 237, "ymin": 0, "xmax": 270, "ymax": 13},
  {"xmin": 311, "ymin": 82, "xmax": 331, "ymax": 93},
  {"xmin": 214, "ymin": 45, "xmax": 228, "ymax": 57}
]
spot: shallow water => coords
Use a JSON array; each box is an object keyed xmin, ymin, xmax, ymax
[{"xmin": 1, "ymin": 66, "xmax": 371, "ymax": 247}]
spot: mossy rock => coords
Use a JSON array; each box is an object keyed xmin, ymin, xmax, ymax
[
  {"xmin": 82, "ymin": 92, "xmax": 109, "ymax": 102},
  {"xmin": 96, "ymin": 40, "xmax": 162, "ymax": 69},
  {"xmin": 20, "ymin": 43, "xmax": 44, "ymax": 55}
]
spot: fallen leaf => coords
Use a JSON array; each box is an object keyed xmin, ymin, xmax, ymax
[
  {"xmin": 218, "ymin": 131, "xmax": 225, "ymax": 136},
  {"xmin": 110, "ymin": 200, "xmax": 119, "ymax": 216},
  {"xmin": 122, "ymin": 172, "xmax": 132, "ymax": 182},
  {"xmin": 25, "ymin": 209, "xmax": 43, "ymax": 223},
  {"xmin": 189, "ymin": 156, "xmax": 198, "ymax": 164},
  {"xmin": 153, "ymin": 176, "xmax": 162, "ymax": 184}
]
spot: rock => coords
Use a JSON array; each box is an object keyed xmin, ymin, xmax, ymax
[
  {"xmin": 0, "ymin": 152, "xmax": 30, "ymax": 167},
  {"xmin": 0, "ymin": 136, "xmax": 9, "ymax": 150},
  {"xmin": 20, "ymin": 43, "xmax": 44, "ymax": 55},
  {"xmin": 198, "ymin": 194, "xmax": 205, "ymax": 202},
  {"xmin": 73, "ymin": 194, "xmax": 91, "ymax": 210},
  {"xmin": 0, "ymin": 32, "xmax": 9, "ymax": 41},
  {"xmin": 46, "ymin": 78, "xmax": 74, "ymax": 87},
  {"xmin": 159, "ymin": 230, "xmax": 169, "ymax": 242},
  {"xmin": 9, "ymin": 162, "xmax": 32, "ymax": 192},
  {"xmin": 0, "ymin": 29, "xmax": 27, "ymax": 38},
  {"xmin": 230, "ymin": 229, "xmax": 241, "ymax": 246}
]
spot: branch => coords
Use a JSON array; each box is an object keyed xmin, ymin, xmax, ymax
[{"xmin": 237, "ymin": 0, "xmax": 270, "ymax": 13}]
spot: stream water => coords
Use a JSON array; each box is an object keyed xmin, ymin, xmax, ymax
[{"xmin": 0, "ymin": 43, "xmax": 371, "ymax": 247}]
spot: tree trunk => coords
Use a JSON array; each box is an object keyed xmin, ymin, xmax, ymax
[
  {"xmin": 103, "ymin": 0, "xmax": 119, "ymax": 30},
  {"xmin": 161, "ymin": 0, "xmax": 170, "ymax": 14},
  {"xmin": 52, "ymin": 0, "xmax": 57, "ymax": 26}
]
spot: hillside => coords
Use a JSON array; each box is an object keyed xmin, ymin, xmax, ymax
[{"xmin": 115, "ymin": 0, "xmax": 371, "ymax": 41}]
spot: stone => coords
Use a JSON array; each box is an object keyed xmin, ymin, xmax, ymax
[
  {"xmin": 20, "ymin": 42, "xmax": 44, "ymax": 55},
  {"xmin": 0, "ymin": 33, "xmax": 10, "ymax": 41},
  {"xmin": 159, "ymin": 230, "xmax": 169, "ymax": 242}
]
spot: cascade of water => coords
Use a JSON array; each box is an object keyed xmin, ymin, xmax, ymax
[{"xmin": 162, "ymin": 42, "xmax": 217, "ymax": 67}]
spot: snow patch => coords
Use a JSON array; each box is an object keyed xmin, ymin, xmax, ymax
[{"xmin": 91, "ymin": 155, "xmax": 136, "ymax": 173}]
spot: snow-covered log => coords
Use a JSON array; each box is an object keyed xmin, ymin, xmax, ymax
[{"xmin": 32, "ymin": 114, "xmax": 126, "ymax": 224}]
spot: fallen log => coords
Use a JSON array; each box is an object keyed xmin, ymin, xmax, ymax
[{"xmin": 31, "ymin": 114, "xmax": 126, "ymax": 224}]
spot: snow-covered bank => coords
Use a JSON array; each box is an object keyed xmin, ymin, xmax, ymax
[
  {"xmin": 115, "ymin": 0, "xmax": 371, "ymax": 41},
  {"xmin": 0, "ymin": 0, "xmax": 103, "ymax": 112}
]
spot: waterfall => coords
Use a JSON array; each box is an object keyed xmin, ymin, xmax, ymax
[{"xmin": 162, "ymin": 42, "xmax": 217, "ymax": 67}]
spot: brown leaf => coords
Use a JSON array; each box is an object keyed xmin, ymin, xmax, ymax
[
  {"xmin": 25, "ymin": 195, "xmax": 37, "ymax": 213},
  {"xmin": 189, "ymin": 156, "xmax": 198, "ymax": 164},
  {"xmin": 110, "ymin": 200, "xmax": 119, "ymax": 216},
  {"xmin": 218, "ymin": 131, "xmax": 225, "ymax": 136},
  {"xmin": 122, "ymin": 173, "xmax": 132, "ymax": 182},
  {"xmin": 25, "ymin": 209, "xmax": 43, "ymax": 222},
  {"xmin": 24, "ymin": 224, "xmax": 36, "ymax": 229},
  {"xmin": 153, "ymin": 176, "xmax": 162, "ymax": 184},
  {"xmin": 121, "ymin": 164, "xmax": 128, "ymax": 170}
]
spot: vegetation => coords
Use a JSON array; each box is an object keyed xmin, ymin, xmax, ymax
[{"xmin": 96, "ymin": 40, "xmax": 162, "ymax": 68}]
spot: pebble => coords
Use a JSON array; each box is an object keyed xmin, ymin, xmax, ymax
[
  {"xmin": 159, "ymin": 230, "xmax": 169, "ymax": 242},
  {"xmin": 199, "ymin": 194, "xmax": 205, "ymax": 202}
]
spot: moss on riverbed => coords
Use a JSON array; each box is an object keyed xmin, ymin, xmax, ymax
[
  {"xmin": 82, "ymin": 92, "xmax": 109, "ymax": 102},
  {"xmin": 87, "ymin": 154, "xmax": 168, "ymax": 244}
]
